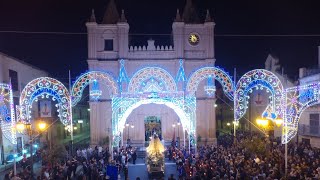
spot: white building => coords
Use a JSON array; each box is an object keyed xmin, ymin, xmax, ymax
[
  {"xmin": 298, "ymin": 47, "xmax": 320, "ymax": 147},
  {"xmin": 86, "ymin": 0, "xmax": 217, "ymax": 146},
  {"xmin": 0, "ymin": 52, "xmax": 48, "ymax": 163},
  {"xmin": 249, "ymin": 54, "xmax": 294, "ymax": 138}
]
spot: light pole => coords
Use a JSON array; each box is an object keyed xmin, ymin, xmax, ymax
[
  {"xmin": 130, "ymin": 125, "xmax": 134, "ymax": 144},
  {"xmin": 16, "ymin": 120, "xmax": 47, "ymax": 179},
  {"xmin": 172, "ymin": 124, "xmax": 176, "ymax": 136},
  {"xmin": 227, "ymin": 122, "xmax": 231, "ymax": 134},
  {"xmin": 256, "ymin": 118, "xmax": 286, "ymax": 176},
  {"xmin": 126, "ymin": 123, "xmax": 129, "ymax": 144},
  {"xmin": 177, "ymin": 122, "xmax": 181, "ymax": 147}
]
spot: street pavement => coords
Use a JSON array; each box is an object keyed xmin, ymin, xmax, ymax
[
  {"xmin": 0, "ymin": 158, "xmax": 178, "ymax": 180},
  {"xmin": 122, "ymin": 158, "xmax": 179, "ymax": 180},
  {"xmin": 0, "ymin": 161, "xmax": 42, "ymax": 179}
]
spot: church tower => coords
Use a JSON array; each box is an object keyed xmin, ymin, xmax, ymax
[
  {"xmin": 85, "ymin": 0, "xmax": 129, "ymax": 146},
  {"xmin": 172, "ymin": 0, "xmax": 215, "ymax": 62},
  {"xmin": 172, "ymin": 0, "xmax": 217, "ymax": 144}
]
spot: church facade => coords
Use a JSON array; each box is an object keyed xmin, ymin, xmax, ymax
[{"xmin": 86, "ymin": 0, "xmax": 223, "ymax": 147}]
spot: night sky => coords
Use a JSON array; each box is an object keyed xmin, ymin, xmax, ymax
[{"xmin": 1, "ymin": 0, "xmax": 320, "ymax": 81}]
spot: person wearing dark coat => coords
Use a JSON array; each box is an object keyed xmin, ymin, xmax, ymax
[{"xmin": 132, "ymin": 151, "xmax": 137, "ymax": 164}]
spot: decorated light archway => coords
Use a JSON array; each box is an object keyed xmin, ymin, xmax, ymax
[
  {"xmin": 19, "ymin": 77, "xmax": 71, "ymax": 127},
  {"xmin": 0, "ymin": 83, "xmax": 16, "ymax": 144},
  {"xmin": 112, "ymin": 94, "xmax": 196, "ymax": 146},
  {"xmin": 71, "ymin": 71, "xmax": 118, "ymax": 106},
  {"xmin": 282, "ymin": 83, "xmax": 320, "ymax": 144},
  {"xmin": 128, "ymin": 67, "xmax": 177, "ymax": 93},
  {"xmin": 234, "ymin": 69, "xmax": 284, "ymax": 122},
  {"xmin": 186, "ymin": 66, "xmax": 235, "ymax": 100},
  {"xmin": 112, "ymin": 66, "xmax": 196, "ymax": 147}
]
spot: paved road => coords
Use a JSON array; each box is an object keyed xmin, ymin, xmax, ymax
[
  {"xmin": 0, "ymin": 161, "xmax": 42, "ymax": 179},
  {"xmin": 122, "ymin": 158, "xmax": 179, "ymax": 180}
]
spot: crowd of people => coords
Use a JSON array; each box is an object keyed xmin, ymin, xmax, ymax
[
  {"xmin": 169, "ymin": 131, "xmax": 320, "ymax": 179},
  {"xmin": 4, "ymin": 144, "xmax": 138, "ymax": 180},
  {"xmin": 4, "ymin": 130, "xmax": 320, "ymax": 179}
]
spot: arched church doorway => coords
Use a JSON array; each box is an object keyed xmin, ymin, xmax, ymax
[{"xmin": 122, "ymin": 103, "xmax": 184, "ymax": 147}]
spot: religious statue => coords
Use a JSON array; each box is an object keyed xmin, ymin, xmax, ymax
[{"xmin": 146, "ymin": 133, "xmax": 165, "ymax": 178}]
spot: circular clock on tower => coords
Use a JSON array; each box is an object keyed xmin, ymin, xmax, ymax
[{"xmin": 188, "ymin": 33, "xmax": 200, "ymax": 46}]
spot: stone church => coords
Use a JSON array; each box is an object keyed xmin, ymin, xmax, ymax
[{"xmin": 86, "ymin": 0, "xmax": 219, "ymax": 147}]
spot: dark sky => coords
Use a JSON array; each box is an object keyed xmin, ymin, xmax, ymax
[{"xmin": 1, "ymin": 0, "xmax": 320, "ymax": 81}]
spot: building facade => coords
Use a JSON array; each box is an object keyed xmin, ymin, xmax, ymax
[
  {"xmin": 298, "ymin": 47, "xmax": 320, "ymax": 147},
  {"xmin": 0, "ymin": 52, "xmax": 48, "ymax": 164},
  {"xmin": 86, "ymin": 0, "xmax": 219, "ymax": 146}
]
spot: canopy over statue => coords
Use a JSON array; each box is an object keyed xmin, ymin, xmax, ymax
[{"xmin": 146, "ymin": 133, "xmax": 165, "ymax": 178}]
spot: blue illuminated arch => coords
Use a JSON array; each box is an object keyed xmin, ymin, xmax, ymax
[
  {"xmin": 19, "ymin": 77, "xmax": 71, "ymax": 126},
  {"xmin": 186, "ymin": 66, "xmax": 235, "ymax": 100},
  {"xmin": 234, "ymin": 69, "xmax": 284, "ymax": 122},
  {"xmin": 128, "ymin": 67, "xmax": 177, "ymax": 93},
  {"xmin": 71, "ymin": 71, "xmax": 118, "ymax": 106}
]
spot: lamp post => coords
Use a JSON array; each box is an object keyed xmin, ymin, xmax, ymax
[
  {"xmin": 172, "ymin": 124, "xmax": 176, "ymax": 136},
  {"xmin": 256, "ymin": 118, "xmax": 286, "ymax": 176},
  {"xmin": 16, "ymin": 120, "xmax": 47, "ymax": 179},
  {"xmin": 177, "ymin": 122, "xmax": 181, "ymax": 147},
  {"xmin": 126, "ymin": 123, "xmax": 129, "ymax": 143},
  {"xmin": 226, "ymin": 122, "xmax": 231, "ymax": 134},
  {"xmin": 233, "ymin": 121, "xmax": 239, "ymax": 141},
  {"xmin": 130, "ymin": 125, "xmax": 134, "ymax": 144}
]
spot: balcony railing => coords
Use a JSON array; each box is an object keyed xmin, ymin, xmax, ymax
[{"xmin": 299, "ymin": 124, "xmax": 320, "ymax": 137}]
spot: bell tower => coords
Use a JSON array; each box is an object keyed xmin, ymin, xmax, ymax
[{"xmin": 85, "ymin": 0, "xmax": 129, "ymax": 146}]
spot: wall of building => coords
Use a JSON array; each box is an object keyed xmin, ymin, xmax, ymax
[
  {"xmin": 0, "ymin": 52, "xmax": 48, "ymax": 163},
  {"xmin": 86, "ymin": 13, "xmax": 217, "ymax": 147}
]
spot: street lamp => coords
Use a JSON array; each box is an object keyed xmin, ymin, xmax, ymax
[
  {"xmin": 16, "ymin": 120, "xmax": 47, "ymax": 178},
  {"xmin": 177, "ymin": 122, "xmax": 181, "ymax": 147},
  {"xmin": 172, "ymin": 124, "xmax": 176, "ymax": 136},
  {"xmin": 257, "ymin": 117, "xmax": 286, "ymax": 176}
]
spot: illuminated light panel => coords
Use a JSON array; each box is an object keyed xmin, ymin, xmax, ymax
[
  {"xmin": 187, "ymin": 66, "xmax": 234, "ymax": 100},
  {"xmin": 282, "ymin": 83, "xmax": 320, "ymax": 144},
  {"xmin": 0, "ymin": 83, "xmax": 16, "ymax": 144},
  {"xmin": 90, "ymin": 79, "xmax": 102, "ymax": 101},
  {"xmin": 204, "ymin": 75, "xmax": 216, "ymax": 97}
]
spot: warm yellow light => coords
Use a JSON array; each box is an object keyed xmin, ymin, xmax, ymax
[
  {"xmin": 38, "ymin": 121, "xmax": 47, "ymax": 131},
  {"xmin": 16, "ymin": 123, "xmax": 25, "ymax": 132},
  {"xmin": 74, "ymin": 127, "xmax": 77, "ymax": 130},
  {"xmin": 274, "ymin": 119, "xmax": 283, "ymax": 127},
  {"xmin": 227, "ymin": 123, "xmax": 231, "ymax": 126},
  {"xmin": 256, "ymin": 119, "xmax": 269, "ymax": 127},
  {"xmin": 233, "ymin": 121, "xmax": 239, "ymax": 126}
]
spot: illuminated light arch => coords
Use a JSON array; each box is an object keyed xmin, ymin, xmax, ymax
[
  {"xmin": 19, "ymin": 77, "xmax": 71, "ymax": 126},
  {"xmin": 234, "ymin": 69, "xmax": 284, "ymax": 122},
  {"xmin": 71, "ymin": 71, "xmax": 118, "ymax": 106},
  {"xmin": 186, "ymin": 66, "xmax": 235, "ymax": 100},
  {"xmin": 111, "ymin": 94, "xmax": 197, "ymax": 147},
  {"xmin": 128, "ymin": 67, "xmax": 177, "ymax": 93},
  {"xmin": 0, "ymin": 83, "xmax": 16, "ymax": 144},
  {"xmin": 282, "ymin": 83, "xmax": 320, "ymax": 144}
]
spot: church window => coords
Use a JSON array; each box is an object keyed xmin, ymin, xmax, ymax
[
  {"xmin": 104, "ymin": 39, "xmax": 114, "ymax": 51},
  {"xmin": 9, "ymin": 69, "xmax": 18, "ymax": 91}
]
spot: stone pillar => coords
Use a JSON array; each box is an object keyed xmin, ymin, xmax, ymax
[
  {"xmin": 206, "ymin": 98, "xmax": 217, "ymax": 145},
  {"xmin": 89, "ymin": 102, "xmax": 99, "ymax": 146}
]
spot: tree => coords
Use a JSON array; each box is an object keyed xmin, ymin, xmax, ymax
[
  {"xmin": 240, "ymin": 137, "xmax": 267, "ymax": 156},
  {"xmin": 44, "ymin": 142, "xmax": 67, "ymax": 165}
]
